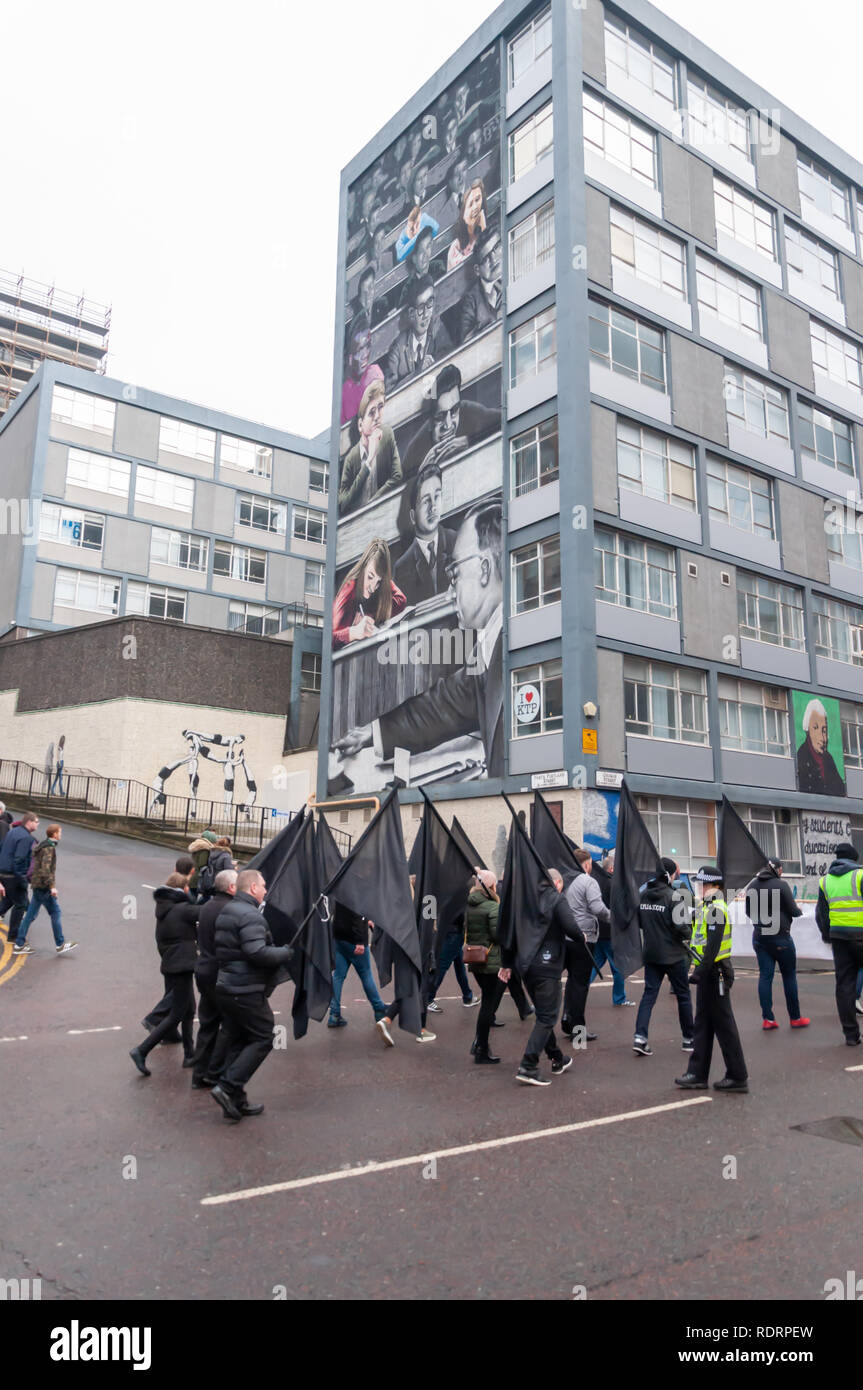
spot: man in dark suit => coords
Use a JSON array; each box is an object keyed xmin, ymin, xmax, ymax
[
  {"xmin": 402, "ymin": 362, "xmax": 500, "ymax": 479},
  {"xmin": 457, "ymin": 223, "xmax": 503, "ymax": 345},
  {"xmin": 384, "ymin": 276, "xmax": 454, "ymax": 389},
  {"xmin": 393, "ymin": 464, "xmax": 456, "ymax": 607},
  {"xmin": 334, "ymin": 501, "xmax": 504, "ymax": 777},
  {"xmin": 797, "ymin": 699, "xmax": 846, "ymax": 796}
]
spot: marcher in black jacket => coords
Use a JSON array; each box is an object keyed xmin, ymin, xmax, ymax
[
  {"xmin": 130, "ymin": 875, "xmax": 200, "ymax": 1075},
  {"xmin": 632, "ymin": 856, "xmax": 694, "ymax": 1056},
  {"xmin": 210, "ymin": 869, "xmax": 292, "ymax": 1121},
  {"xmin": 189, "ymin": 871, "xmax": 237, "ymax": 1088},
  {"xmin": 746, "ymin": 860, "xmax": 807, "ymax": 1028}
]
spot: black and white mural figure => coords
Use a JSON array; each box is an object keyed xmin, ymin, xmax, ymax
[{"xmin": 148, "ymin": 731, "xmax": 257, "ymax": 817}]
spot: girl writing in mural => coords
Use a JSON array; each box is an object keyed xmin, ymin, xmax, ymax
[{"xmin": 332, "ymin": 538, "xmax": 406, "ymax": 649}]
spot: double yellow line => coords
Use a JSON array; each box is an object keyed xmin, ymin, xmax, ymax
[{"xmin": 0, "ymin": 927, "xmax": 27, "ymax": 987}]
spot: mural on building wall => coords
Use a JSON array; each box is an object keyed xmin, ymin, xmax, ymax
[
  {"xmin": 582, "ymin": 789, "xmax": 620, "ymax": 857},
  {"xmin": 328, "ymin": 45, "xmax": 504, "ymax": 796},
  {"xmin": 791, "ymin": 691, "xmax": 846, "ymax": 797},
  {"xmin": 148, "ymin": 730, "xmax": 258, "ymax": 816}
]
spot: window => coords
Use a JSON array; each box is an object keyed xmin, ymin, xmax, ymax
[
  {"xmin": 508, "ymin": 101, "xmax": 553, "ymax": 183},
  {"xmin": 509, "ymin": 200, "xmax": 555, "ymax": 283},
  {"xmin": 603, "ymin": 13, "xmax": 675, "ymax": 118},
  {"xmin": 126, "ymin": 581, "xmax": 187, "ymax": 621},
  {"xmin": 740, "ymin": 806, "xmax": 802, "ymax": 874},
  {"xmin": 812, "ymin": 593, "xmax": 863, "ymax": 666},
  {"xmin": 616, "ymin": 420, "xmax": 696, "ymax": 510},
  {"xmin": 54, "ymin": 567, "xmax": 119, "ymax": 616},
  {"xmin": 737, "ymin": 573, "xmax": 805, "ymax": 650},
  {"xmin": 713, "ymin": 176, "xmax": 776, "ymax": 258},
  {"xmin": 589, "ymin": 299, "xmax": 666, "ymax": 390},
  {"xmin": 309, "ymin": 461, "xmax": 329, "ymax": 496},
  {"xmin": 696, "ymin": 254, "xmax": 763, "ymax": 340},
  {"xmin": 827, "ymin": 515, "xmax": 863, "ymax": 570},
  {"xmin": 610, "ymin": 206, "xmax": 687, "ymax": 299},
  {"xmin": 786, "ymin": 222, "xmax": 841, "ymax": 299},
  {"xmin": 158, "ymin": 417, "xmax": 216, "ymax": 463},
  {"xmin": 723, "ymin": 366, "xmax": 789, "ymax": 443},
  {"xmin": 66, "ymin": 447, "xmax": 130, "ymax": 499},
  {"xmin": 508, "ymin": 5, "xmax": 551, "ymax": 86},
  {"xmin": 220, "ymin": 434, "xmax": 273, "ymax": 478},
  {"xmin": 797, "ymin": 154, "xmax": 851, "ymax": 230},
  {"xmin": 304, "ymin": 560, "xmax": 325, "ymax": 597},
  {"xmin": 511, "ymin": 535, "xmax": 561, "ymax": 614},
  {"xmin": 624, "ymin": 656, "xmax": 709, "ymax": 743},
  {"xmin": 635, "ymin": 796, "xmax": 717, "ymax": 873},
  {"xmin": 595, "ymin": 527, "xmax": 677, "ymax": 619},
  {"xmin": 707, "ymin": 457, "xmax": 773, "ymax": 537},
  {"xmin": 300, "ymin": 651, "xmax": 322, "ymax": 692},
  {"xmin": 583, "ymin": 90, "xmax": 656, "ymax": 188},
  {"xmin": 214, "ymin": 542, "xmax": 267, "ymax": 585},
  {"xmin": 798, "ymin": 401, "xmax": 855, "ymax": 476},
  {"xmin": 134, "ymin": 464, "xmax": 194, "ymax": 513},
  {"xmin": 718, "ymin": 677, "xmax": 789, "ymax": 756},
  {"xmin": 51, "ymin": 385, "xmax": 114, "ymax": 436},
  {"xmin": 509, "ymin": 306, "xmax": 556, "ymax": 387},
  {"xmin": 228, "ymin": 601, "xmax": 280, "ymax": 636},
  {"xmin": 293, "ymin": 505, "xmax": 327, "ymax": 545},
  {"xmin": 841, "ymin": 702, "xmax": 863, "ymax": 770},
  {"xmin": 236, "ymin": 493, "xmax": 286, "ymax": 535},
  {"xmin": 511, "ymin": 417, "xmax": 559, "ymax": 497},
  {"xmin": 511, "ymin": 658, "xmax": 563, "ymax": 737},
  {"xmin": 39, "ymin": 503, "xmax": 103, "ymax": 552},
  {"xmin": 686, "ymin": 75, "xmax": 751, "ymax": 165},
  {"xmin": 150, "ymin": 528, "xmax": 209, "ymax": 572},
  {"xmin": 810, "ymin": 320, "xmax": 863, "ymax": 394}
]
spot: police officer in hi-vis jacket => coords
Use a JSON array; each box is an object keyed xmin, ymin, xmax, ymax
[{"xmin": 675, "ymin": 867, "xmax": 748, "ymax": 1093}]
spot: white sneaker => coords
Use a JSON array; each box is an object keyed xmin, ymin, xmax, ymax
[
  {"xmin": 416, "ymin": 1029, "xmax": 437, "ymax": 1042},
  {"xmin": 375, "ymin": 1017, "xmax": 395, "ymax": 1047},
  {"xmin": 426, "ymin": 1000, "xmax": 442, "ymax": 1013},
  {"xmin": 12, "ymin": 942, "xmax": 33, "ymax": 955},
  {"xmin": 462, "ymin": 996, "xmax": 480, "ymax": 1008},
  {"xmin": 856, "ymin": 999, "xmax": 863, "ymax": 1016},
  {"xmin": 56, "ymin": 941, "xmax": 78, "ymax": 955}
]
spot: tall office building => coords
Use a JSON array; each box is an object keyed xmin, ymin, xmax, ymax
[
  {"xmin": 320, "ymin": 0, "xmax": 863, "ymax": 878},
  {"xmin": 0, "ymin": 270, "xmax": 110, "ymax": 418}
]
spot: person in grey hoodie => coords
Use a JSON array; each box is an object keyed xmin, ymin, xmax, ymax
[{"xmin": 561, "ymin": 849, "xmax": 608, "ymax": 1042}]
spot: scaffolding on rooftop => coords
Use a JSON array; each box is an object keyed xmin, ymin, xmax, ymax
[{"xmin": 0, "ymin": 269, "xmax": 111, "ymax": 417}]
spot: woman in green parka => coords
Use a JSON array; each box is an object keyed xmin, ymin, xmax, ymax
[{"xmin": 464, "ymin": 869, "xmax": 506, "ymax": 1064}]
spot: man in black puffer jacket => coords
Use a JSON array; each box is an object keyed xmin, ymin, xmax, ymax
[
  {"xmin": 746, "ymin": 859, "xmax": 807, "ymax": 1029},
  {"xmin": 632, "ymin": 856, "xmax": 694, "ymax": 1057},
  {"xmin": 211, "ymin": 868, "xmax": 293, "ymax": 1122},
  {"xmin": 130, "ymin": 874, "xmax": 200, "ymax": 1076},
  {"xmin": 189, "ymin": 868, "xmax": 237, "ymax": 1089}
]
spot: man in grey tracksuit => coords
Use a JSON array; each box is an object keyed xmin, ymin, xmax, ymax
[{"xmin": 561, "ymin": 849, "xmax": 609, "ymax": 1041}]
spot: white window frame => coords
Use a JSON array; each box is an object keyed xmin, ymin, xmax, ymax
[
  {"xmin": 304, "ymin": 560, "xmax": 325, "ymax": 597},
  {"xmin": 785, "ymin": 222, "xmax": 841, "ymax": 298},
  {"xmin": 508, "ymin": 5, "xmax": 551, "ymax": 88},
  {"xmin": 723, "ymin": 366, "xmax": 789, "ymax": 443},
  {"xmin": 812, "ymin": 593, "xmax": 863, "ymax": 667},
  {"xmin": 603, "ymin": 13, "xmax": 675, "ymax": 116},
  {"xmin": 583, "ymin": 90, "xmax": 657, "ymax": 189},
  {"xmin": 509, "ymin": 200, "xmax": 555, "ymax": 284},
  {"xmin": 713, "ymin": 176, "xmax": 777, "ymax": 259},
  {"xmin": 594, "ymin": 527, "xmax": 677, "ymax": 620},
  {"xmin": 736, "ymin": 572, "xmax": 805, "ymax": 651},
  {"xmin": 798, "ymin": 400, "xmax": 855, "ymax": 476},
  {"xmin": 300, "ymin": 651, "xmax": 323, "ymax": 692},
  {"xmin": 841, "ymin": 702, "xmax": 863, "ymax": 770},
  {"xmin": 624, "ymin": 656, "xmax": 709, "ymax": 745},
  {"xmin": 293, "ymin": 506, "xmax": 327, "ymax": 545},
  {"xmin": 54, "ymin": 567, "xmax": 120, "ymax": 616},
  {"xmin": 511, "ymin": 534, "xmax": 561, "ymax": 615},
  {"xmin": 149, "ymin": 527, "xmax": 209, "ymax": 573},
  {"xmin": 511, "ymin": 658, "xmax": 563, "ymax": 738},
  {"xmin": 51, "ymin": 385, "xmax": 115, "ymax": 436},
  {"xmin": 810, "ymin": 320, "xmax": 863, "ymax": 394},
  {"xmin": 134, "ymin": 464, "xmax": 194, "ymax": 513},
  {"xmin": 616, "ymin": 420, "xmax": 696, "ymax": 511},
  {"xmin": 508, "ymin": 100, "xmax": 554, "ymax": 184},
  {"xmin": 126, "ymin": 581, "xmax": 187, "ymax": 622},
  {"xmin": 718, "ymin": 677, "xmax": 790, "ymax": 757},
  {"xmin": 797, "ymin": 154, "xmax": 851, "ymax": 231},
  {"xmin": 510, "ymin": 417, "xmax": 559, "ymax": 498},
  {"xmin": 214, "ymin": 541, "xmax": 267, "ymax": 586},
  {"xmin": 220, "ymin": 434, "xmax": 273, "ymax": 478},
  {"xmin": 610, "ymin": 206, "xmax": 687, "ymax": 300},
  {"xmin": 706, "ymin": 456, "xmax": 774, "ymax": 538},
  {"xmin": 39, "ymin": 502, "xmax": 104, "ymax": 552},
  {"xmin": 696, "ymin": 254, "xmax": 763, "ymax": 341},
  {"xmin": 65, "ymin": 447, "xmax": 130, "ymax": 499},
  {"xmin": 686, "ymin": 74, "xmax": 752, "ymax": 165},
  {"xmin": 236, "ymin": 492, "xmax": 286, "ymax": 535},
  {"xmin": 589, "ymin": 299, "xmax": 667, "ymax": 392},
  {"xmin": 228, "ymin": 601, "xmax": 281, "ymax": 636},
  {"xmin": 158, "ymin": 417, "xmax": 216, "ymax": 464},
  {"xmin": 509, "ymin": 305, "xmax": 557, "ymax": 387},
  {"xmin": 634, "ymin": 795, "xmax": 717, "ymax": 874},
  {"xmin": 309, "ymin": 461, "xmax": 329, "ymax": 496}
]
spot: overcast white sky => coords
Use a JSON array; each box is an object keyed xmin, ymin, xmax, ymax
[{"xmin": 5, "ymin": 0, "xmax": 862, "ymax": 439}]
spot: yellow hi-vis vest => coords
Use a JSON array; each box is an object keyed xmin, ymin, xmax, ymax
[
  {"xmin": 690, "ymin": 896, "xmax": 732, "ymax": 964},
  {"xmin": 818, "ymin": 868, "xmax": 863, "ymax": 932}
]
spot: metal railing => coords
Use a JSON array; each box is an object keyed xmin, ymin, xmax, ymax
[{"xmin": 0, "ymin": 758, "xmax": 351, "ymax": 857}]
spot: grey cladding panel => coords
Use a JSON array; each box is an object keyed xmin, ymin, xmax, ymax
[
  {"xmin": 659, "ymin": 139, "xmax": 717, "ymax": 247},
  {"xmin": 591, "ymin": 404, "xmax": 618, "ymax": 514},
  {"xmin": 581, "ymin": 0, "xmax": 606, "ymax": 84},
  {"xmin": 680, "ymin": 555, "xmax": 739, "ymax": 663},
  {"xmin": 114, "ymin": 404, "xmax": 160, "ymax": 463},
  {"xmin": 669, "ymin": 335, "xmax": 728, "ymax": 446},
  {"xmin": 765, "ymin": 289, "xmax": 814, "ymax": 391},
  {"xmin": 778, "ymin": 481, "xmax": 829, "ymax": 582},
  {"xmin": 754, "ymin": 127, "xmax": 801, "ymax": 217},
  {"xmin": 596, "ymin": 647, "xmax": 625, "ymax": 769},
  {"xmin": 840, "ymin": 254, "xmax": 863, "ymax": 339},
  {"xmin": 586, "ymin": 185, "xmax": 612, "ymax": 289}
]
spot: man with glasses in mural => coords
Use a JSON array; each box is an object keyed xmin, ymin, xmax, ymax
[
  {"xmin": 384, "ymin": 276, "xmax": 453, "ymax": 389},
  {"xmin": 457, "ymin": 223, "xmax": 503, "ymax": 344}
]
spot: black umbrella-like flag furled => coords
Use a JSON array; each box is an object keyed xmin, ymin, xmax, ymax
[
  {"xmin": 264, "ymin": 813, "xmax": 334, "ymax": 1039},
  {"xmin": 717, "ymin": 794, "xmax": 769, "ymax": 896},
  {"xmin": 409, "ymin": 791, "xmax": 476, "ymax": 1003},
  {"xmin": 498, "ymin": 796, "xmax": 560, "ymax": 979},
  {"xmin": 610, "ymin": 781, "xmax": 663, "ymax": 979}
]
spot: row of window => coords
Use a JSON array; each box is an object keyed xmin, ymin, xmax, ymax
[{"xmin": 50, "ymin": 385, "xmax": 329, "ymax": 493}]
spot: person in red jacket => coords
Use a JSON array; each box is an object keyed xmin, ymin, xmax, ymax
[{"xmin": 332, "ymin": 537, "xmax": 406, "ymax": 649}]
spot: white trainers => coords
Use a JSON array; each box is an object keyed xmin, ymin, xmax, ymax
[
  {"xmin": 416, "ymin": 1028, "xmax": 437, "ymax": 1042},
  {"xmin": 56, "ymin": 941, "xmax": 78, "ymax": 955},
  {"xmin": 375, "ymin": 1017, "xmax": 395, "ymax": 1047},
  {"xmin": 12, "ymin": 942, "xmax": 33, "ymax": 955},
  {"xmin": 426, "ymin": 1001, "xmax": 442, "ymax": 1013},
  {"xmin": 462, "ymin": 996, "xmax": 480, "ymax": 1008}
]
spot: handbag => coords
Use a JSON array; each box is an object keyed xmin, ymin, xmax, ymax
[{"xmin": 462, "ymin": 917, "xmax": 489, "ymax": 965}]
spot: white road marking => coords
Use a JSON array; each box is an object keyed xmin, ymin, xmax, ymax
[
  {"xmin": 200, "ymin": 1096, "xmax": 712, "ymax": 1206},
  {"xmin": 67, "ymin": 1026, "xmax": 123, "ymax": 1035},
  {"xmin": 0, "ymin": 1035, "xmax": 27, "ymax": 1042},
  {"xmin": 845, "ymin": 1063, "xmax": 863, "ymax": 1072},
  {"xmin": 141, "ymin": 884, "xmax": 156, "ymax": 890}
]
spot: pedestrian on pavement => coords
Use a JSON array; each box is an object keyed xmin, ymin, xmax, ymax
[
  {"xmin": 13, "ymin": 824, "xmax": 77, "ymax": 956},
  {"xmin": 142, "ymin": 855, "xmax": 200, "ymax": 1040},
  {"xmin": 210, "ymin": 868, "xmax": 293, "ymax": 1121},
  {"xmin": 590, "ymin": 851, "xmax": 633, "ymax": 1006},
  {"xmin": 676, "ymin": 868, "xmax": 748, "ymax": 1093},
  {"xmin": 632, "ymin": 856, "xmax": 694, "ymax": 1057},
  {"xmin": 0, "ymin": 801, "xmax": 13, "ymax": 845},
  {"xmin": 189, "ymin": 868, "xmax": 237, "ymax": 1089},
  {"xmin": 746, "ymin": 859, "xmax": 809, "ymax": 1031},
  {"xmin": 130, "ymin": 873, "xmax": 200, "ymax": 1075},
  {"xmin": 328, "ymin": 902, "xmax": 388, "ymax": 1028},
  {"xmin": 426, "ymin": 910, "xmax": 478, "ymax": 1014},
  {"xmin": 49, "ymin": 736, "xmax": 66, "ymax": 797},
  {"xmin": 501, "ymin": 867, "xmax": 583, "ymax": 1087},
  {"xmin": 464, "ymin": 869, "xmax": 505, "ymax": 1064},
  {"xmin": 561, "ymin": 849, "xmax": 605, "ymax": 1044},
  {"xmin": 198, "ymin": 837, "xmax": 234, "ymax": 903},
  {"xmin": 816, "ymin": 841, "xmax": 863, "ymax": 1046},
  {"xmin": 0, "ymin": 810, "xmax": 39, "ymax": 946},
  {"xmin": 188, "ymin": 830, "xmax": 218, "ymax": 897}
]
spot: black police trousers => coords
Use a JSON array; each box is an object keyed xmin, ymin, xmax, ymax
[{"xmin": 689, "ymin": 969, "xmax": 747, "ymax": 1083}]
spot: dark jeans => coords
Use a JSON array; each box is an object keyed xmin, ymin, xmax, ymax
[
  {"xmin": 191, "ymin": 975, "xmax": 224, "ymax": 1081},
  {"xmin": 635, "ymin": 959, "xmax": 693, "ymax": 1039},
  {"xmin": 0, "ymin": 874, "xmax": 29, "ymax": 941},
  {"xmin": 689, "ymin": 970, "xmax": 747, "ymax": 1084},
  {"xmin": 429, "ymin": 929, "xmax": 472, "ymax": 1003},
  {"xmin": 832, "ymin": 937, "xmax": 863, "ymax": 1042},
  {"xmin": 474, "ymin": 972, "xmax": 506, "ymax": 1052},
  {"xmin": 591, "ymin": 938, "xmax": 627, "ymax": 1004},
  {"xmin": 140, "ymin": 972, "xmax": 195, "ymax": 1058},
  {"xmin": 506, "ymin": 970, "xmax": 531, "ymax": 1018},
  {"xmin": 561, "ymin": 938, "xmax": 593, "ymax": 1032},
  {"xmin": 330, "ymin": 940, "xmax": 386, "ymax": 1016},
  {"xmin": 522, "ymin": 973, "xmax": 564, "ymax": 1069},
  {"xmin": 215, "ymin": 987, "xmax": 275, "ymax": 1096},
  {"xmin": 753, "ymin": 933, "xmax": 801, "ymax": 1021}
]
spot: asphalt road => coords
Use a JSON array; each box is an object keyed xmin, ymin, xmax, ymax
[{"xmin": 1, "ymin": 819, "xmax": 861, "ymax": 1302}]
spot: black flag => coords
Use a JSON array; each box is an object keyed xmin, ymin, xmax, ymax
[
  {"xmin": 498, "ymin": 799, "xmax": 558, "ymax": 978},
  {"xmin": 265, "ymin": 814, "xmax": 333, "ymax": 1039},
  {"xmin": 315, "ymin": 812, "xmax": 343, "ymax": 894},
  {"xmin": 245, "ymin": 809, "xmax": 307, "ymax": 884},
  {"xmin": 530, "ymin": 792, "xmax": 581, "ymax": 886},
  {"xmin": 610, "ymin": 781, "xmax": 662, "ymax": 980},
  {"xmin": 717, "ymin": 794, "xmax": 768, "ymax": 896},
  {"xmin": 323, "ymin": 790, "xmax": 422, "ymax": 1035},
  {"xmin": 409, "ymin": 792, "xmax": 476, "ymax": 999},
  {"xmin": 450, "ymin": 815, "xmax": 486, "ymax": 872}
]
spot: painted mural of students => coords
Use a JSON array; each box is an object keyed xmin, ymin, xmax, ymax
[
  {"xmin": 341, "ymin": 314, "xmax": 384, "ymax": 427},
  {"xmin": 338, "ymin": 381, "xmax": 403, "ymax": 516},
  {"xmin": 332, "ymin": 539, "xmax": 406, "ymax": 650},
  {"xmin": 446, "ymin": 179, "xmax": 487, "ymax": 270}
]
